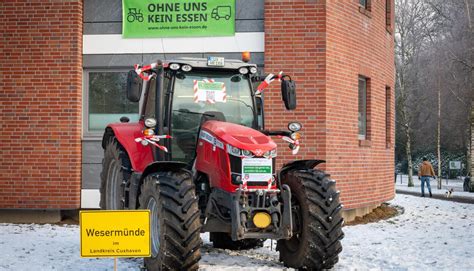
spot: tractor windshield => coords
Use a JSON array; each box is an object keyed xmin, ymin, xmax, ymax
[{"xmin": 171, "ymin": 71, "xmax": 255, "ymax": 163}]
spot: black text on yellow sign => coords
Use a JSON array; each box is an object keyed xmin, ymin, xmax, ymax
[{"xmin": 80, "ymin": 210, "xmax": 151, "ymax": 258}]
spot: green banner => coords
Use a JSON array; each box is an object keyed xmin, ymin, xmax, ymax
[{"xmin": 122, "ymin": 0, "xmax": 235, "ymax": 38}]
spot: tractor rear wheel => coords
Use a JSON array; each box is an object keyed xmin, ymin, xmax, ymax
[
  {"xmin": 277, "ymin": 169, "xmax": 344, "ymax": 270},
  {"xmin": 210, "ymin": 232, "xmax": 264, "ymax": 250},
  {"xmin": 139, "ymin": 170, "xmax": 202, "ymax": 271},
  {"xmin": 100, "ymin": 138, "xmax": 131, "ymax": 210}
]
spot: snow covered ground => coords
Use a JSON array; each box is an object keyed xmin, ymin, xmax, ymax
[{"xmin": 1, "ymin": 194, "xmax": 473, "ymax": 270}]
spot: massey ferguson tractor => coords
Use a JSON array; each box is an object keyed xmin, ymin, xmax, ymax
[{"xmin": 100, "ymin": 56, "xmax": 344, "ymax": 270}]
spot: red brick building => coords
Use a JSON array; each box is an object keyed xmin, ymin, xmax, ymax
[
  {"xmin": 0, "ymin": 0, "xmax": 394, "ymax": 218},
  {"xmin": 1, "ymin": 1, "xmax": 83, "ymax": 209},
  {"xmin": 264, "ymin": 0, "xmax": 395, "ymax": 216}
]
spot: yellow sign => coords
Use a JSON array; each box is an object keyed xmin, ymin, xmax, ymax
[{"xmin": 80, "ymin": 210, "xmax": 151, "ymax": 258}]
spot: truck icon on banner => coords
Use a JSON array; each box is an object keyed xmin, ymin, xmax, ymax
[{"xmin": 211, "ymin": 6, "xmax": 231, "ymax": 20}]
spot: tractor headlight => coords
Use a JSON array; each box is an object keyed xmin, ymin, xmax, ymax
[
  {"xmin": 239, "ymin": 67, "xmax": 249, "ymax": 74},
  {"xmin": 263, "ymin": 149, "xmax": 277, "ymax": 158},
  {"xmin": 227, "ymin": 144, "xmax": 255, "ymax": 158},
  {"xmin": 249, "ymin": 67, "xmax": 257, "ymax": 74},
  {"xmin": 288, "ymin": 122, "xmax": 302, "ymax": 132},
  {"xmin": 144, "ymin": 118, "xmax": 157, "ymax": 128},
  {"xmin": 169, "ymin": 63, "xmax": 180, "ymax": 70},
  {"xmin": 242, "ymin": 149, "xmax": 253, "ymax": 157},
  {"xmin": 227, "ymin": 144, "xmax": 241, "ymax": 157}
]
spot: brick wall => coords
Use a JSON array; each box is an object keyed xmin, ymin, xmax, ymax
[
  {"xmin": 264, "ymin": 0, "xmax": 328, "ymax": 167},
  {"xmin": 265, "ymin": 1, "xmax": 395, "ymax": 209},
  {"xmin": 0, "ymin": 0, "xmax": 83, "ymax": 208},
  {"xmin": 325, "ymin": 1, "xmax": 395, "ymax": 209}
]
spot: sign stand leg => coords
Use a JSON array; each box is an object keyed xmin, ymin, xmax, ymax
[{"xmin": 114, "ymin": 257, "xmax": 117, "ymax": 271}]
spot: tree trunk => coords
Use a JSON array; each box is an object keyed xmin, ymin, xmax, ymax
[
  {"xmin": 468, "ymin": 102, "xmax": 473, "ymax": 176},
  {"xmin": 467, "ymin": 124, "xmax": 472, "ymax": 176},
  {"xmin": 437, "ymin": 76, "xmax": 442, "ymax": 189},
  {"xmin": 465, "ymin": 0, "xmax": 473, "ymax": 177},
  {"xmin": 406, "ymin": 125, "xmax": 414, "ymax": 187}
]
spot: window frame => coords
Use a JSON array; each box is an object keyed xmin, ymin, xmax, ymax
[
  {"xmin": 357, "ymin": 75, "xmax": 368, "ymax": 140},
  {"xmin": 385, "ymin": 86, "xmax": 392, "ymax": 147},
  {"xmin": 358, "ymin": 0, "xmax": 372, "ymax": 18},
  {"xmin": 385, "ymin": 0, "xmax": 393, "ymax": 33},
  {"xmin": 82, "ymin": 69, "xmax": 139, "ymax": 139},
  {"xmin": 359, "ymin": 0, "xmax": 371, "ymax": 11}
]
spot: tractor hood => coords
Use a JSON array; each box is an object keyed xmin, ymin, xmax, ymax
[{"xmin": 201, "ymin": 121, "xmax": 277, "ymax": 155}]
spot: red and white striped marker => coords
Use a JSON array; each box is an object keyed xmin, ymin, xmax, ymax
[
  {"xmin": 135, "ymin": 135, "xmax": 172, "ymax": 152},
  {"xmin": 256, "ymin": 71, "xmax": 283, "ymax": 94},
  {"xmin": 279, "ymin": 135, "xmax": 300, "ymax": 155},
  {"xmin": 134, "ymin": 63, "xmax": 158, "ymax": 81},
  {"xmin": 193, "ymin": 80, "xmax": 199, "ymax": 103},
  {"xmin": 222, "ymin": 82, "xmax": 227, "ymax": 103}
]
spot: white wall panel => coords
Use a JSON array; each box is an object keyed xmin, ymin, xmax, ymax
[
  {"xmin": 83, "ymin": 33, "xmax": 264, "ymax": 54},
  {"xmin": 81, "ymin": 189, "xmax": 100, "ymax": 209}
]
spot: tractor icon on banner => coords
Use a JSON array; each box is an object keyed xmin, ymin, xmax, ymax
[
  {"xmin": 127, "ymin": 8, "xmax": 144, "ymax": 23},
  {"xmin": 211, "ymin": 6, "xmax": 231, "ymax": 20}
]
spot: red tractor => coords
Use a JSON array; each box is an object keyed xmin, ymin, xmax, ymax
[{"xmin": 100, "ymin": 57, "xmax": 343, "ymax": 270}]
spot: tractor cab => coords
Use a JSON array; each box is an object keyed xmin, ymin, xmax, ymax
[{"xmin": 125, "ymin": 57, "xmax": 296, "ymax": 165}]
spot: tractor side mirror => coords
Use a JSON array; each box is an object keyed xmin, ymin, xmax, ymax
[
  {"xmin": 281, "ymin": 77, "xmax": 296, "ymax": 110},
  {"xmin": 126, "ymin": 70, "xmax": 142, "ymax": 102}
]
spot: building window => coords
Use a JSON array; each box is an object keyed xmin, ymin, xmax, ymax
[
  {"xmin": 359, "ymin": 0, "xmax": 370, "ymax": 10},
  {"xmin": 84, "ymin": 70, "xmax": 139, "ymax": 137},
  {"xmin": 358, "ymin": 76, "xmax": 368, "ymax": 140},
  {"xmin": 386, "ymin": 0, "xmax": 393, "ymax": 32},
  {"xmin": 386, "ymin": 86, "xmax": 391, "ymax": 146}
]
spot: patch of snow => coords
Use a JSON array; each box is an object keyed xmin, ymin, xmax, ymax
[
  {"xmin": 0, "ymin": 194, "xmax": 473, "ymax": 270},
  {"xmin": 0, "ymin": 223, "xmax": 140, "ymax": 271},
  {"xmin": 335, "ymin": 194, "xmax": 474, "ymax": 270}
]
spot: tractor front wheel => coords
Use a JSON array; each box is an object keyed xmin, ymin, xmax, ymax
[
  {"xmin": 210, "ymin": 232, "xmax": 264, "ymax": 250},
  {"xmin": 139, "ymin": 170, "xmax": 202, "ymax": 270},
  {"xmin": 277, "ymin": 169, "xmax": 344, "ymax": 270},
  {"xmin": 100, "ymin": 138, "xmax": 131, "ymax": 210}
]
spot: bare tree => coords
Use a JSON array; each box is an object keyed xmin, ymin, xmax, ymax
[
  {"xmin": 395, "ymin": 0, "xmax": 473, "ymax": 185},
  {"xmin": 395, "ymin": 0, "xmax": 444, "ymax": 186}
]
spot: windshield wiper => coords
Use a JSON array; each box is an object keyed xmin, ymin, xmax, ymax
[{"xmin": 173, "ymin": 109, "xmax": 215, "ymax": 117}]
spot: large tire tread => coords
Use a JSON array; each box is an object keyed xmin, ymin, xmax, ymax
[
  {"xmin": 139, "ymin": 171, "xmax": 202, "ymax": 271},
  {"xmin": 99, "ymin": 137, "xmax": 131, "ymax": 210},
  {"xmin": 278, "ymin": 169, "xmax": 344, "ymax": 270}
]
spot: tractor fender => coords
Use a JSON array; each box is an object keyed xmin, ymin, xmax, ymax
[
  {"xmin": 102, "ymin": 123, "xmax": 154, "ymax": 173},
  {"xmin": 278, "ymin": 159, "xmax": 325, "ymax": 180},
  {"xmin": 139, "ymin": 161, "xmax": 189, "ymax": 183},
  {"xmin": 125, "ymin": 161, "xmax": 189, "ymax": 210}
]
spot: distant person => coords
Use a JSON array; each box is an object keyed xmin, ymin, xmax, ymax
[
  {"xmin": 464, "ymin": 173, "xmax": 471, "ymax": 192},
  {"xmin": 418, "ymin": 157, "xmax": 436, "ymax": 197}
]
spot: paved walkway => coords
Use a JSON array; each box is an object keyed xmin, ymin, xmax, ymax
[{"xmin": 395, "ymin": 175, "xmax": 474, "ymax": 204}]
